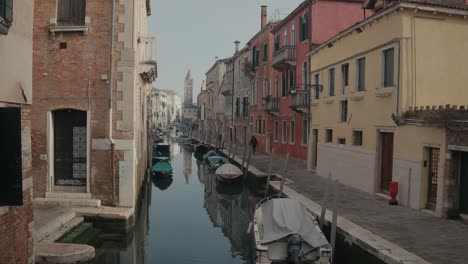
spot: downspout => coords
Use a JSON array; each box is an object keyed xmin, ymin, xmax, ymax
[
  {"xmin": 396, "ymin": 39, "xmax": 401, "ymax": 116},
  {"xmin": 109, "ymin": 0, "xmax": 116, "ymax": 206}
]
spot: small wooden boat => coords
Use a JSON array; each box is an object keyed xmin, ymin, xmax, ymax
[
  {"xmin": 193, "ymin": 143, "xmax": 210, "ymax": 154},
  {"xmin": 151, "ymin": 176, "xmax": 173, "ymax": 191},
  {"xmin": 151, "ymin": 158, "xmax": 173, "ymax": 177},
  {"xmin": 207, "ymin": 156, "xmax": 230, "ymax": 170},
  {"xmin": 253, "ymin": 196, "xmax": 332, "ymax": 264},
  {"xmin": 215, "ymin": 163, "xmax": 242, "ymax": 184}
]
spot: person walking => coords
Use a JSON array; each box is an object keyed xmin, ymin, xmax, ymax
[{"xmin": 249, "ymin": 135, "xmax": 258, "ymax": 154}]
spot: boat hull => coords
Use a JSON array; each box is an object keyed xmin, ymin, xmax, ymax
[{"xmin": 216, "ymin": 174, "xmax": 242, "ymax": 184}]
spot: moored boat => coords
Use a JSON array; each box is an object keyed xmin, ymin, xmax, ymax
[
  {"xmin": 215, "ymin": 163, "xmax": 242, "ymax": 184},
  {"xmin": 207, "ymin": 156, "xmax": 230, "ymax": 170},
  {"xmin": 151, "ymin": 158, "xmax": 173, "ymax": 177},
  {"xmin": 253, "ymin": 196, "xmax": 332, "ymax": 264}
]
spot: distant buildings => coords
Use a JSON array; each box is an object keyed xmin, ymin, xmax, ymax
[
  {"xmin": 151, "ymin": 88, "xmax": 182, "ymax": 129},
  {"xmin": 182, "ymin": 69, "xmax": 198, "ymax": 129}
]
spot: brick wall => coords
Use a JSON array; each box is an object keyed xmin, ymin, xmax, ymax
[
  {"xmin": 0, "ymin": 104, "xmax": 34, "ymax": 264},
  {"xmin": 32, "ymin": 0, "xmax": 113, "ymax": 202}
]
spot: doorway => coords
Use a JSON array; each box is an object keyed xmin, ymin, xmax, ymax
[
  {"xmin": 243, "ymin": 126, "xmax": 247, "ymax": 146},
  {"xmin": 460, "ymin": 152, "xmax": 468, "ymax": 214},
  {"xmin": 312, "ymin": 129, "xmax": 318, "ymax": 169},
  {"xmin": 426, "ymin": 148, "xmax": 439, "ymax": 210},
  {"xmin": 53, "ymin": 109, "xmax": 87, "ymax": 191},
  {"xmin": 379, "ymin": 132, "xmax": 394, "ymax": 193}
]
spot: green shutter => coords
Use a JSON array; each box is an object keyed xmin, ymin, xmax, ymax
[
  {"xmin": 299, "ymin": 16, "xmax": 303, "ymax": 41},
  {"xmin": 5, "ymin": 0, "xmax": 12, "ymax": 22},
  {"xmin": 304, "ymin": 14, "xmax": 309, "ymax": 40}
]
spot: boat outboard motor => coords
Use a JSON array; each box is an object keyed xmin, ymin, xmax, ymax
[{"xmin": 286, "ymin": 233, "xmax": 302, "ymax": 264}]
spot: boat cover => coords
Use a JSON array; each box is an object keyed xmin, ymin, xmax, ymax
[
  {"xmin": 215, "ymin": 163, "xmax": 242, "ymax": 178},
  {"xmin": 208, "ymin": 156, "xmax": 229, "ymax": 166},
  {"xmin": 151, "ymin": 161, "xmax": 173, "ymax": 172},
  {"xmin": 260, "ymin": 198, "xmax": 329, "ymax": 248}
]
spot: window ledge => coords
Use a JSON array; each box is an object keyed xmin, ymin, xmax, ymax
[
  {"xmin": 349, "ymin": 91, "xmax": 366, "ymax": 101},
  {"xmin": 49, "ymin": 16, "xmax": 91, "ymax": 36},
  {"xmin": 323, "ymin": 98, "xmax": 335, "ymax": 104},
  {"xmin": 311, "ymin": 99, "xmax": 320, "ymax": 107},
  {"xmin": 376, "ymin": 86, "xmax": 395, "ymax": 98},
  {"xmin": 0, "ymin": 18, "xmax": 11, "ymax": 35}
]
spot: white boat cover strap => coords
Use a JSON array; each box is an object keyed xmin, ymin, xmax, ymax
[{"xmin": 260, "ymin": 198, "xmax": 329, "ymax": 248}]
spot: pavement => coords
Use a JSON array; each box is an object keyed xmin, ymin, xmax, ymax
[{"xmin": 228, "ymin": 147, "xmax": 468, "ymax": 264}]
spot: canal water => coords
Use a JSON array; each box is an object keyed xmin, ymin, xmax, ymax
[
  {"xmin": 87, "ymin": 140, "xmax": 258, "ymax": 263},
  {"xmin": 62, "ymin": 140, "xmax": 384, "ymax": 264}
]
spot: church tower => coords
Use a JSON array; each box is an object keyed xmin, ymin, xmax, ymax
[{"xmin": 184, "ymin": 69, "xmax": 193, "ymax": 107}]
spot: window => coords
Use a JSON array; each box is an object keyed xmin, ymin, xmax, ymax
[
  {"xmin": 328, "ymin": 68, "xmax": 335, "ymax": 96},
  {"xmin": 242, "ymin": 96, "xmax": 248, "ymax": 117},
  {"xmin": 291, "ymin": 24, "xmax": 296, "ymax": 45},
  {"xmin": 338, "ymin": 138, "xmax": 346, "ymax": 145},
  {"xmin": 314, "ymin": 73, "xmax": 320, "ymax": 99},
  {"xmin": 282, "ymin": 72, "xmax": 287, "ymax": 97},
  {"xmin": 274, "ymin": 121, "xmax": 279, "ymax": 142},
  {"xmin": 235, "ymin": 97, "xmax": 240, "ymax": 116},
  {"xmin": 275, "ymin": 75, "xmax": 279, "ymax": 97},
  {"xmin": 353, "ymin": 130, "xmax": 363, "ymax": 146},
  {"xmin": 262, "ymin": 120, "xmax": 266, "ymax": 135},
  {"xmin": 356, "ymin": 57, "xmax": 366, "ymax": 91},
  {"xmin": 303, "ymin": 62, "xmax": 309, "ymax": 86},
  {"xmin": 289, "ymin": 68, "xmax": 296, "ymax": 91},
  {"xmin": 299, "ymin": 14, "xmax": 309, "ymax": 41},
  {"xmin": 326, "ymin": 129, "xmax": 333, "ymax": 143},
  {"xmin": 274, "ymin": 36, "xmax": 280, "ymax": 52},
  {"xmin": 302, "ymin": 119, "xmax": 308, "ymax": 145},
  {"xmin": 0, "ymin": 0, "xmax": 13, "ymax": 29},
  {"xmin": 0, "ymin": 108, "xmax": 23, "ymax": 206},
  {"xmin": 262, "ymin": 43, "xmax": 268, "ymax": 62},
  {"xmin": 383, "ymin": 48, "xmax": 395, "ymax": 87},
  {"xmin": 341, "ymin": 63, "xmax": 349, "ymax": 94},
  {"xmin": 282, "ymin": 120, "xmax": 287, "ymax": 143},
  {"xmin": 57, "ymin": 0, "xmax": 86, "ymax": 26},
  {"xmin": 283, "ymin": 29, "xmax": 287, "ymax": 46},
  {"xmin": 340, "ymin": 100, "xmax": 348, "ymax": 123},
  {"xmin": 290, "ymin": 120, "xmax": 295, "ymax": 144}
]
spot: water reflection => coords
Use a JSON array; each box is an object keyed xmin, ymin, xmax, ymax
[
  {"xmin": 151, "ymin": 176, "xmax": 173, "ymax": 191},
  {"xmin": 183, "ymin": 147, "xmax": 192, "ymax": 184}
]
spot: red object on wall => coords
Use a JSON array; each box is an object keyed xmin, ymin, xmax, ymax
[{"xmin": 389, "ymin": 181, "xmax": 399, "ymax": 205}]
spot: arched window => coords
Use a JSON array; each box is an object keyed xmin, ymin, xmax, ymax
[
  {"xmin": 275, "ymin": 75, "xmax": 279, "ymax": 97},
  {"xmin": 283, "ymin": 29, "xmax": 287, "ymax": 46},
  {"xmin": 303, "ymin": 61, "xmax": 309, "ymax": 86},
  {"xmin": 291, "ymin": 24, "xmax": 296, "ymax": 45}
]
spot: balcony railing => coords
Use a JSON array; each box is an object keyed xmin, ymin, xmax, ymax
[
  {"xmin": 265, "ymin": 97, "xmax": 280, "ymax": 116},
  {"xmin": 273, "ymin": 45, "xmax": 296, "ymax": 70},
  {"xmin": 290, "ymin": 90, "xmax": 309, "ymax": 114}
]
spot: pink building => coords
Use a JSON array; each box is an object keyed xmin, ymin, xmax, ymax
[{"xmin": 267, "ymin": 0, "xmax": 371, "ymax": 159}]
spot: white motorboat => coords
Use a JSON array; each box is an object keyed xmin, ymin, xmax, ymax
[{"xmin": 253, "ymin": 195, "xmax": 332, "ymax": 264}]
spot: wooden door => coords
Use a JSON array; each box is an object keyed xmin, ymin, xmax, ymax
[
  {"xmin": 313, "ymin": 129, "xmax": 318, "ymax": 168},
  {"xmin": 380, "ymin": 133, "xmax": 394, "ymax": 193},
  {"xmin": 54, "ymin": 109, "xmax": 87, "ymax": 188},
  {"xmin": 460, "ymin": 152, "xmax": 468, "ymax": 214}
]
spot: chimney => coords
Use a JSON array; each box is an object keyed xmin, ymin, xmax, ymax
[
  {"xmin": 234, "ymin": 40, "xmax": 240, "ymax": 53},
  {"xmin": 261, "ymin": 5, "xmax": 267, "ymax": 29}
]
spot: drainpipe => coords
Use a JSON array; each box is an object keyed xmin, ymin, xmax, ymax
[{"xmin": 109, "ymin": 0, "xmax": 116, "ymax": 206}]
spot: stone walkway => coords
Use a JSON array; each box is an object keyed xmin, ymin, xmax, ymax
[{"xmin": 233, "ymin": 148, "xmax": 468, "ymax": 264}]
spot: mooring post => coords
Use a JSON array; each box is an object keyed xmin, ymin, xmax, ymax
[
  {"xmin": 227, "ymin": 141, "xmax": 232, "ymax": 157},
  {"xmin": 232, "ymin": 144, "xmax": 237, "ymax": 160},
  {"xmin": 241, "ymin": 145, "xmax": 248, "ymax": 169},
  {"xmin": 244, "ymin": 146, "xmax": 252, "ymax": 178},
  {"xmin": 320, "ymin": 173, "xmax": 332, "ymax": 230},
  {"xmin": 279, "ymin": 153, "xmax": 290, "ymax": 195},
  {"xmin": 264, "ymin": 149, "xmax": 275, "ymax": 198},
  {"xmin": 331, "ymin": 179, "xmax": 339, "ymax": 263}
]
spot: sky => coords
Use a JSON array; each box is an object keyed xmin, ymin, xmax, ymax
[{"xmin": 148, "ymin": 0, "xmax": 304, "ymax": 100}]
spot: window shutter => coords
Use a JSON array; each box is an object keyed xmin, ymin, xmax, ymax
[
  {"xmin": 0, "ymin": 108, "xmax": 23, "ymax": 206},
  {"xmin": 304, "ymin": 14, "xmax": 309, "ymax": 40},
  {"xmin": 58, "ymin": 0, "xmax": 71, "ymax": 25},
  {"xmin": 299, "ymin": 16, "xmax": 303, "ymax": 41},
  {"xmin": 5, "ymin": 0, "xmax": 13, "ymax": 22}
]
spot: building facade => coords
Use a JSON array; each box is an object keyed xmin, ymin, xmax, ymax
[
  {"xmin": 152, "ymin": 88, "xmax": 169, "ymax": 129},
  {"xmin": 206, "ymin": 58, "xmax": 227, "ymax": 142},
  {"xmin": 308, "ymin": 0, "xmax": 468, "ymax": 217},
  {"xmin": 248, "ymin": 6, "xmax": 280, "ymax": 154},
  {"xmin": 0, "ymin": 1, "xmax": 35, "ymax": 262},
  {"xmin": 182, "ymin": 69, "xmax": 197, "ymax": 130},
  {"xmin": 32, "ymin": 0, "xmax": 156, "ymax": 209},
  {"xmin": 269, "ymin": 0, "xmax": 368, "ymax": 159}
]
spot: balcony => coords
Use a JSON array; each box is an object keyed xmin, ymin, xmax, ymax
[
  {"xmin": 290, "ymin": 90, "xmax": 309, "ymax": 114},
  {"xmin": 265, "ymin": 97, "xmax": 279, "ymax": 116},
  {"xmin": 273, "ymin": 45, "xmax": 296, "ymax": 70}
]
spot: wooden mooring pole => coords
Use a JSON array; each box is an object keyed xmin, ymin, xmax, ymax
[
  {"xmin": 278, "ymin": 153, "xmax": 290, "ymax": 195},
  {"xmin": 244, "ymin": 146, "xmax": 252, "ymax": 178},
  {"xmin": 320, "ymin": 173, "xmax": 332, "ymax": 230},
  {"xmin": 331, "ymin": 179, "xmax": 339, "ymax": 263},
  {"xmin": 264, "ymin": 149, "xmax": 275, "ymax": 198}
]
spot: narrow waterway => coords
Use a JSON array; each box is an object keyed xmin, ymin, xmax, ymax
[{"xmin": 91, "ymin": 139, "xmax": 258, "ymax": 263}]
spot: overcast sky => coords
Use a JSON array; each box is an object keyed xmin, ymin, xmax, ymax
[{"xmin": 148, "ymin": 0, "xmax": 303, "ymax": 99}]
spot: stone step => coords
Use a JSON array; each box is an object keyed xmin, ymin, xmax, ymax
[
  {"xmin": 35, "ymin": 197, "xmax": 101, "ymax": 207},
  {"xmin": 42, "ymin": 217, "xmax": 85, "ymax": 243},
  {"xmin": 46, "ymin": 192, "xmax": 92, "ymax": 199},
  {"xmin": 35, "ymin": 210, "xmax": 76, "ymax": 243},
  {"xmin": 36, "ymin": 242, "xmax": 95, "ymax": 264}
]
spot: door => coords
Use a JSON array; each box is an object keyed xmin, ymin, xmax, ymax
[
  {"xmin": 426, "ymin": 148, "xmax": 439, "ymax": 210},
  {"xmin": 313, "ymin": 129, "xmax": 318, "ymax": 169},
  {"xmin": 53, "ymin": 109, "xmax": 87, "ymax": 189},
  {"xmin": 460, "ymin": 152, "xmax": 468, "ymax": 214},
  {"xmin": 380, "ymin": 132, "xmax": 394, "ymax": 193},
  {"xmin": 243, "ymin": 126, "xmax": 247, "ymax": 146}
]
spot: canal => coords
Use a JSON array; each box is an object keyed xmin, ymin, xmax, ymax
[
  {"xmin": 86, "ymin": 140, "xmax": 258, "ymax": 263},
  {"xmin": 61, "ymin": 140, "xmax": 384, "ymax": 264}
]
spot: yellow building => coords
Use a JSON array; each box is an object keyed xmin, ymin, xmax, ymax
[{"xmin": 308, "ymin": 0, "xmax": 468, "ymax": 218}]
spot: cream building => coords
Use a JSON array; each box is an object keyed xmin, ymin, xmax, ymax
[{"xmin": 308, "ymin": 0, "xmax": 468, "ymax": 218}]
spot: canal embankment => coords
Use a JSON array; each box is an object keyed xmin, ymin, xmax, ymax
[{"xmin": 205, "ymin": 142, "xmax": 468, "ymax": 264}]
